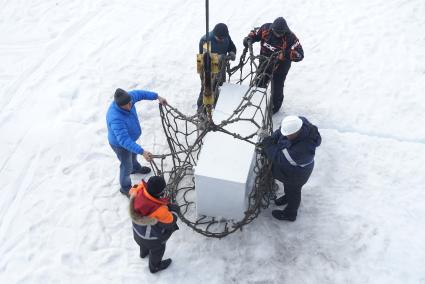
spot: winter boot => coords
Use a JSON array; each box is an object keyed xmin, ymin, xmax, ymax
[
  {"xmin": 119, "ymin": 189, "xmax": 130, "ymax": 198},
  {"xmin": 150, "ymin": 258, "xmax": 172, "ymax": 274},
  {"xmin": 132, "ymin": 166, "xmax": 151, "ymax": 175},
  {"xmin": 272, "ymin": 210, "xmax": 296, "ymax": 222}
]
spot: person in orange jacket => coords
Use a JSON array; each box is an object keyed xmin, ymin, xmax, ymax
[{"xmin": 129, "ymin": 176, "xmax": 179, "ymax": 273}]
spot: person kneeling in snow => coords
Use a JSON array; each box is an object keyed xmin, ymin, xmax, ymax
[
  {"xmin": 262, "ymin": 116, "xmax": 321, "ymax": 221},
  {"xmin": 129, "ymin": 176, "xmax": 179, "ymax": 273}
]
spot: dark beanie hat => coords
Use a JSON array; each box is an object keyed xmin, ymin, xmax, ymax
[
  {"xmin": 147, "ymin": 176, "xmax": 166, "ymax": 198},
  {"xmin": 271, "ymin": 17, "xmax": 290, "ymax": 34},
  {"xmin": 213, "ymin": 23, "xmax": 229, "ymax": 38},
  {"xmin": 114, "ymin": 88, "xmax": 131, "ymax": 106}
]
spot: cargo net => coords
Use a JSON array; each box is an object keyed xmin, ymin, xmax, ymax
[{"xmin": 150, "ymin": 43, "xmax": 281, "ymax": 238}]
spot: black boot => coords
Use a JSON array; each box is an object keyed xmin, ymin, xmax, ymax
[
  {"xmin": 119, "ymin": 189, "xmax": 130, "ymax": 198},
  {"xmin": 131, "ymin": 166, "xmax": 151, "ymax": 174},
  {"xmin": 150, "ymin": 258, "xmax": 172, "ymax": 273},
  {"xmin": 274, "ymin": 195, "xmax": 288, "ymax": 206},
  {"xmin": 272, "ymin": 210, "xmax": 296, "ymax": 222}
]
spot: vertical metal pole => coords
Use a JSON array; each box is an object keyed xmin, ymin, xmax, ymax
[
  {"xmin": 203, "ymin": 0, "xmax": 213, "ymax": 122},
  {"xmin": 205, "ymin": 0, "xmax": 210, "ymax": 53}
]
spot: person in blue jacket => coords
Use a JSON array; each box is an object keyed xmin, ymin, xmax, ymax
[
  {"xmin": 106, "ymin": 88, "xmax": 167, "ymax": 197},
  {"xmin": 262, "ymin": 115, "xmax": 321, "ymax": 221},
  {"xmin": 197, "ymin": 23, "xmax": 237, "ymax": 110}
]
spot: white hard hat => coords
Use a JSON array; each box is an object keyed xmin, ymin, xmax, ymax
[{"xmin": 280, "ymin": 115, "xmax": 303, "ymax": 136}]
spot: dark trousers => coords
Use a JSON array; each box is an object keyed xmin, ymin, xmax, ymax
[
  {"xmin": 110, "ymin": 144, "xmax": 143, "ymax": 192},
  {"xmin": 256, "ymin": 59, "xmax": 291, "ymax": 113},
  {"xmin": 134, "ymin": 231, "xmax": 166, "ymax": 270},
  {"xmin": 274, "ymin": 164, "xmax": 314, "ymax": 218},
  {"xmin": 141, "ymin": 242, "xmax": 166, "ymax": 271},
  {"xmin": 282, "ymin": 184, "xmax": 303, "ymax": 218},
  {"xmin": 271, "ymin": 60, "xmax": 291, "ymax": 113}
]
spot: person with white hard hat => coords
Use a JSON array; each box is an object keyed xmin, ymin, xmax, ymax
[{"xmin": 262, "ymin": 115, "xmax": 321, "ymax": 221}]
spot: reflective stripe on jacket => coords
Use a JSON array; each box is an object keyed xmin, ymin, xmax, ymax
[
  {"xmin": 264, "ymin": 117, "xmax": 321, "ymax": 184},
  {"xmin": 129, "ymin": 182, "xmax": 177, "ymax": 240}
]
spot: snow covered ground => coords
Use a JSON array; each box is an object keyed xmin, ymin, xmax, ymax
[{"xmin": 1, "ymin": 0, "xmax": 425, "ymax": 283}]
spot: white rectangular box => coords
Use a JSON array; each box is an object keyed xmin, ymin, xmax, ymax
[{"xmin": 194, "ymin": 83, "xmax": 267, "ymax": 221}]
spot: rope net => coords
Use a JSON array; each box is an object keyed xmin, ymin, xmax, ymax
[{"xmin": 150, "ymin": 42, "xmax": 281, "ymax": 238}]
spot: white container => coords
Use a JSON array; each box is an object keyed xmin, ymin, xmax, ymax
[{"xmin": 194, "ymin": 83, "xmax": 268, "ymax": 221}]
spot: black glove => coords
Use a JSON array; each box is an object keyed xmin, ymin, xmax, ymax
[
  {"xmin": 290, "ymin": 50, "xmax": 302, "ymax": 60},
  {"xmin": 228, "ymin": 51, "xmax": 236, "ymax": 61},
  {"xmin": 255, "ymin": 143, "xmax": 265, "ymax": 155},
  {"xmin": 262, "ymin": 136, "xmax": 275, "ymax": 148},
  {"xmin": 173, "ymin": 223, "xmax": 180, "ymax": 231},
  {"xmin": 168, "ymin": 203, "xmax": 181, "ymax": 214},
  {"xmin": 243, "ymin": 37, "xmax": 252, "ymax": 47}
]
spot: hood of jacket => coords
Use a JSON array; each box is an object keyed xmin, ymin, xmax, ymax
[
  {"xmin": 129, "ymin": 195, "xmax": 158, "ymax": 226},
  {"xmin": 295, "ymin": 117, "xmax": 322, "ymax": 148}
]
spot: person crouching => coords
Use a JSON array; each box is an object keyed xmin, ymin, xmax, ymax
[{"xmin": 129, "ymin": 176, "xmax": 179, "ymax": 273}]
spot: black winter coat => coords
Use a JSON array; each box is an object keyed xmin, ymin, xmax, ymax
[
  {"xmin": 199, "ymin": 31, "xmax": 237, "ymax": 55},
  {"xmin": 129, "ymin": 196, "xmax": 179, "ymax": 245},
  {"xmin": 250, "ymin": 23, "xmax": 304, "ymax": 62},
  {"xmin": 263, "ymin": 117, "xmax": 321, "ymax": 185}
]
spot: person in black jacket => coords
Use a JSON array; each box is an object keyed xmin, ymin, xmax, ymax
[
  {"xmin": 262, "ymin": 115, "xmax": 321, "ymax": 221},
  {"xmin": 129, "ymin": 176, "xmax": 179, "ymax": 273},
  {"xmin": 244, "ymin": 17, "xmax": 304, "ymax": 114},
  {"xmin": 197, "ymin": 23, "xmax": 237, "ymax": 110}
]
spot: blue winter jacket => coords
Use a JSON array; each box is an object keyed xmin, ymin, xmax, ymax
[
  {"xmin": 263, "ymin": 117, "xmax": 321, "ymax": 184},
  {"xmin": 106, "ymin": 90, "xmax": 158, "ymax": 154},
  {"xmin": 199, "ymin": 31, "xmax": 237, "ymax": 55}
]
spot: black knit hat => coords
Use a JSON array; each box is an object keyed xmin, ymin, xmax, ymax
[
  {"xmin": 147, "ymin": 176, "xmax": 166, "ymax": 198},
  {"xmin": 271, "ymin": 17, "xmax": 290, "ymax": 35},
  {"xmin": 114, "ymin": 88, "xmax": 131, "ymax": 106},
  {"xmin": 213, "ymin": 23, "xmax": 229, "ymax": 38}
]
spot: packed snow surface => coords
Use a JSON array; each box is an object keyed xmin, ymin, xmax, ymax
[{"xmin": 1, "ymin": 0, "xmax": 425, "ymax": 283}]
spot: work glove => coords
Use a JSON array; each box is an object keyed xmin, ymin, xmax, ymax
[
  {"xmin": 290, "ymin": 50, "xmax": 302, "ymax": 61},
  {"xmin": 262, "ymin": 136, "xmax": 274, "ymax": 147},
  {"xmin": 228, "ymin": 51, "xmax": 236, "ymax": 61},
  {"xmin": 243, "ymin": 37, "xmax": 252, "ymax": 47},
  {"xmin": 278, "ymin": 51, "xmax": 285, "ymax": 61},
  {"xmin": 256, "ymin": 135, "xmax": 273, "ymax": 154},
  {"xmin": 172, "ymin": 222, "xmax": 180, "ymax": 232},
  {"xmin": 158, "ymin": 95, "xmax": 168, "ymax": 106},
  {"xmin": 255, "ymin": 143, "xmax": 265, "ymax": 155},
  {"xmin": 142, "ymin": 151, "xmax": 153, "ymax": 161},
  {"xmin": 168, "ymin": 203, "xmax": 181, "ymax": 214}
]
